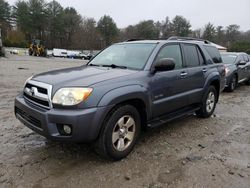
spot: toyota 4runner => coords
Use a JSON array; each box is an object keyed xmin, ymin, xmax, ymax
[{"xmin": 15, "ymin": 37, "xmax": 226, "ymax": 160}]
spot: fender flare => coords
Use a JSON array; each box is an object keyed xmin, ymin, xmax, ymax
[
  {"xmin": 203, "ymin": 73, "xmax": 221, "ymax": 101},
  {"xmin": 97, "ymin": 84, "xmax": 151, "ymax": 117}
]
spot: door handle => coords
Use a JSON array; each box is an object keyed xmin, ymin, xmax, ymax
[
  {"xmin": 202, "ymin": 68, "xmax": 207, "ymax": 73},
  {"xmin": 180, "ymin": 72, "xmax": 188, "ymax": 77}
]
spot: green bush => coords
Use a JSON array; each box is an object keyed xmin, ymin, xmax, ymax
[{"xmin": 228, "ymin": 42, "xmax": 250, "ymax": 54}]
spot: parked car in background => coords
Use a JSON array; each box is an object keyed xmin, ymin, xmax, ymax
[
  {"xmin": 67, "ymin": 50, "xmax": 80, "ymax": 59},
  {"xmin": 80, "ymin": 52, "xmax": 94, "ymax": 60},
  {"xmin": 221, "ymin": 52, "xmax": 250, "ymax": 92},
  {"xmin": 15, "ymin": 37, "xmax": 226, "ymax": 160}
]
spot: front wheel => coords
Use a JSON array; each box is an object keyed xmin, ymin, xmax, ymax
[
  {"xmin": 196, "ymin": 86, "xmax": 217, "ymax": 118},
  {"xmin": 95, "ymin": 105, "xmax": 141, "ymax": 160},
  {"xmin": 245, "ymin": 77, "xmax": 250, "ymax": 85},
  {"xmin": 227, "ymin": 75, "xmax": 237, "ymax": 92}
]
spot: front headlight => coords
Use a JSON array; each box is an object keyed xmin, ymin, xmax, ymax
[
  {"xmin": 52, "ymin": 88, "xmax": 93, "ymax": 106},
  {"xmin": 225, "ymin": 67, "xmax": 230, "ymax": 76}
]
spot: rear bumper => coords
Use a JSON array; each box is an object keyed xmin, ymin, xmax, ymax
[{"xmin": 15, "ymin": 94, "xmax": 113, "ymax": 142}]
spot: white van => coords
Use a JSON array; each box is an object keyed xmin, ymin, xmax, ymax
[{"xmin": 53, "ymin": 48, "xmax": 67, "ymax": 57}]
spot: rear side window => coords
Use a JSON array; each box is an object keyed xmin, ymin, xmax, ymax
[
  {"xmin": 183, "ymin": 44, "xmax": 200, "ymax": 67},
  {"xmin": 156, "ymin": 44, "xmax": 183, "ymax": 69},
  {"xmin": 204, "ymin": 46, "xmax": 222, "ymax": 63}
]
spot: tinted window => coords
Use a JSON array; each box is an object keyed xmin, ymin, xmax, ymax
[
  {"xmin": 156, "ymin": 44, "xmax": 183, "ymax": 69},
  {"xmin": 197, "ymin": 48, "xmax": 205, "ymax": 65},
  {"xmin": 243, "ymin": 55, "xmax": 249, "ymax": 62},
  {"xmin": 183, "ymin": 44, "xmax": 200, "ymax": 67},
  {"xmin": 204, "ymin": 46, "xmax": 222, "ymax": 63},
  {"xmin": 239, "ymin": 55, "xmax": 245, "ymax": 62},
  {"xmin": 90, "ymin": 43, "xmax": 157, "ymax": 70}
]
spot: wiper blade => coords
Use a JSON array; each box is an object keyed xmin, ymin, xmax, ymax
[
  {"xmin": 89, "ymin": 63, "xmax": 127, "ymax": 69},
  {"xmin": 102, "ymin": 64, "xmax": 127, "ymax": 69},
  {"xmin": 88, "ymin": 63, "xmax": 101, "ymax": 67}
]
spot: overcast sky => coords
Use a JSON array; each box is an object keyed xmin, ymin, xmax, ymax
[{"xmin": 7, "ymin": 0, "xmax": 250, "ymax": 31}]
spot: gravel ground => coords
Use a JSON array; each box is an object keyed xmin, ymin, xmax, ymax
[{"xmin": 0, "ymin": 55, "xmax": 250, "ymax": 188}]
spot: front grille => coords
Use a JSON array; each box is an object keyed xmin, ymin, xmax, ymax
[
  {"xmin": 25, "ymin": 83, "xmax": 48, "ymax": 94},
  {"xmin": 24, "ymin": 92, "xmax": 50, "ymax": 107},
  {"xmin": 15, "ymin": 107, "xmax": 42, "ymax": 129},
  {"xmin": 23, "ymin": 80, "xmax": 52, "ymax": 109}
]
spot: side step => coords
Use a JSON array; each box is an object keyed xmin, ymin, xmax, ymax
[{"xmin": 147, "ymin": 106, "xmax": 200, "ymax": 128}]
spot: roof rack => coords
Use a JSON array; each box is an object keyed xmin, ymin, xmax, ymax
[
  {"xmin": 167, "ymin": 36, "xmax": 210, "ymax": 44},
  {"xmin": 125, "ymin": 39, "xmax": 145, "ymax": 42}
]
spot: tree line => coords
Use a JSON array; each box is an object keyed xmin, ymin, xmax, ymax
[{"xmin": 0, "ymin": 0, "xmax": 250, "ymax": 53}]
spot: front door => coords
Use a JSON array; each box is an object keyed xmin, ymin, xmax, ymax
[
  {"xmin": 150, "ymin": 44, "xmax": 190, "ymax": 118},
  {"xmin": 237, "ymin": 55, "xmax": 248, "ymax": 82}
]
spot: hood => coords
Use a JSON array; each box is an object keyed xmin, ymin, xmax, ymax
[{"xmin": 32, "ymin": 65, "xmax": 138, "ymax": 87}]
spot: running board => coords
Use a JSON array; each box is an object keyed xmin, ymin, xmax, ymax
[{"xmin": 147, "ymin": 106, "xmax": 200, "ymax": 128}]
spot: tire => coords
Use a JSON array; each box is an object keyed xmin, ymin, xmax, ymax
[
  {"xmin": 95, "ymin": 105, "xmax": 141, "ymax": 161},
  {"xmin": 245, "ymin": 78, "xmax": 250, "ymax": 85},
  {"xmin": 196, "ymin": 85, "xmax": 217, "ymax": 118},
  {"xmin": 227, "ymin": 75, "xmax": 237, "ymax": 92}
]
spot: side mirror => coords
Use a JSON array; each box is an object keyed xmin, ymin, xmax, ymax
[
  {"xmin": 153, "ymin": 58, "xmax": 175, "ymax": 73},
  {"xmin": 237, "ymin": 61, "xmax": 246, "ymax": 66}
]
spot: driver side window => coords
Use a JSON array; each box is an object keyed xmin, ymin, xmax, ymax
[{"xmin": 156, "ymin": 44, "xmax": 183, "ymax": 69}]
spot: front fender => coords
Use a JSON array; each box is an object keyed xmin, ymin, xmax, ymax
[{"xmin": 97, "ymin": 85, "xmax": 151, "ymax": 117}]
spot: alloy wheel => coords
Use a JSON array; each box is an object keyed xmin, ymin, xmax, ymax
[
  {"xmin": 206, "ymin": 92, "xmax": 215, "ymax": 113},
  {"xmin": 112, "ymin": 115, "xmax": 136, "ymax": 151}
]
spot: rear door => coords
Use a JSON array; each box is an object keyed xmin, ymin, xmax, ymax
[
  {"xmin": 150, "ymin": 43, "xmax": 190, "ymax": 117},
  {"xmin": 181, "ymin": 44, "xmax": 206, "ymax": 105}
]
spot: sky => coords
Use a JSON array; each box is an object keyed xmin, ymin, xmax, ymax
[{"xmin": 7, "ymin": 0, "xmax": 250, "ymax": 31}]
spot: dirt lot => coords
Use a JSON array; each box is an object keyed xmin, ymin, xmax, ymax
[{"xmin": 0, "ymin": 55, "xmax": 250, "ymax": 188}]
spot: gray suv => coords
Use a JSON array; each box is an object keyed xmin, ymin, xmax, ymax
[{"xmin": 15, "ymin": 37, "xmax": 226, "ymax": 160}]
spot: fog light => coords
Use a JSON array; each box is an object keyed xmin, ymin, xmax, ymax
[{"xmin": 63, "ymin": 125, "xmax": 72, "ymax": 135}]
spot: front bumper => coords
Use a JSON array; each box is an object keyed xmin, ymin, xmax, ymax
[
  {"xmin": 225, "ymin": 74, "xmax": 233, "ymax": 88},
  {"xmin": 15, "ymin": 94, "xmax": 112, "ymax": 142}
]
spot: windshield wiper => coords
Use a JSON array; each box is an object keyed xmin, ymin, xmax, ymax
[
  {"xmin": 88, "ymin": 63, "xmax": 127, "ymax": 69},
  {"xmin": 88, "ymin": 63, "xmax": 101, "ymax": 67},
  {"xmin": 102, "ymin": 64, "xmax": 127, "ymax": 69}
]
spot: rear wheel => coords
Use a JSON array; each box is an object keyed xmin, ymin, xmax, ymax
[
  {"xmin": 95, "ymin": 105, "xmax": 141, "ymax": 160},
  {"xmin": 196, "ymin": 85, "xmax": 217, "ymax": 118}
]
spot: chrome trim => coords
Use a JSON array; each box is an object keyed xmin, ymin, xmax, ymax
[
  {"xmin": 24, "ymin": 87, "xmax": 48, "ymax": 101},
  {"xmin": 23, "ymin": 79, "xmax": 53, "ymax": 109},
  {"xmin": 238, "ymin": 78, "xmax": 247, "ymax": 83}
]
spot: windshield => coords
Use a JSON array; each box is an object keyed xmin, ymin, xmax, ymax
[
  {"xmin": 89, "ymin": 43, "xmax": 157, "ymax": 70},
  {"xmin": 221, "ymin": 54, "xmax": 237, "ymax": 64}
]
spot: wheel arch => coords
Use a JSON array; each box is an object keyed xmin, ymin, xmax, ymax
[
  {"xmin": 204, "ymin": 74, "xmax": 221, "ymax": 103},
  {"xmin": 96, "ymin": 85, "xmax": 150, "ymax": 137}
]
